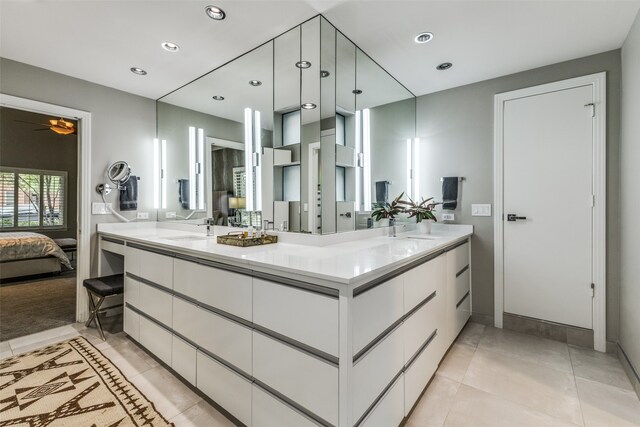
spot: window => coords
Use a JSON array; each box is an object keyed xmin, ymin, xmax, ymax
[{"xmin": 0, "ymin": 167, "xmax": 67, "ymax": 230}]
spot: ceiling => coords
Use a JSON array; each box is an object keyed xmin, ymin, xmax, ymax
[{"xmin": 1, "ymin": 1, "xmax": 639, "ymax": 100}]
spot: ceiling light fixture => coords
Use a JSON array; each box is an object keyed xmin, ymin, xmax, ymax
[
  {"xmin": 352, "ymin": 89, "xmax": 363, "ymax": 95},
  {"xmin": 205, "ymin": 5, "xmax": 226, "ymax": 20},
  {"xmin": 161, "ymin": 41, "xmax": 180, "ymax": 52},
  {"xmin": 320, "ymin": 70, "xmax": 330, "ymax": 78},
  {"xmin": 249, "ymin": 80, "xmax": 262, "ymax": 86},
  {"xmin": 415, "ymin": 32, "xmax": 434, "ymax": 44},
  {"xmin": 212, "ymin": 95, "xmax": 225, "ymax": 101},
  {"xmin": 130, "ymin": 67, "xmax": 147, "ymax": 75},
  {"xmin": 436, "ymin": 62, "xmax": 453, "ymax": 70},
  {"xmin": 296, "ymin": 61, "xmax": 312, "ymax": 69},
  {"xmin": 301, "ymin": 103, "xmax": 317, "ymax": 110}
]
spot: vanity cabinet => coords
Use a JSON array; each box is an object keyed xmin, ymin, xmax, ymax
[{"xmin": 111, "ymin": 235, "xmax": 472, "ymax": 427}]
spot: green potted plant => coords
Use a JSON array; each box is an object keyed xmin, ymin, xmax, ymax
[
  {"xmin": 398, "ymin": 196, "xmax": 440, "ymax": 234},
  {"xmin": 370, "ymin": 193, "xmax": 404, "ymax": 226}
]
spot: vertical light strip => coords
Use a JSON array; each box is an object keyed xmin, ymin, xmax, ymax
[
  {"xmin": 161, "ymin": 139, "xmax": 167, "ymax": 209},
  {"xmin": 153, "ymin": 138, "xmax": 160, "ymax": 209},
  {"xmin": 244, "ymin": 108, "xmax": 254, "ymax": 211},
  {"xmin": 197, "ymin": 128, "xmax": 205, "ymax": 210},
  {"xmin": 188, "ymin": 126, "xmax": 196, "ymax": 210},
  {"xmin": 363, "ymin": 108, "xmax": 371, "ymax": 211},
  {"xmin": 414, "ymin": 137, "xmax": 420, "ymax": 199},
  {"xmin": 254, "ymin": 110, "xmax": 262, "ymax": 211},
  {"xmin": 355, "ymin": 111, "xmax": 361, "ymax": 212},
  {"xmin": 406, "ymin": 138, "xmax": 412, "ymax": 200}
]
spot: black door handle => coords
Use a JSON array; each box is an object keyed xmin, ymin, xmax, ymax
[{"xmin": 507, "ymin": 214, "xmax": 527, "ymax": 222}]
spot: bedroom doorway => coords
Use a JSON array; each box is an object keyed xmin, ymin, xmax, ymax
[{"xmin": 0, "ymin": 95, "xmax": 92, "ymax": 342}]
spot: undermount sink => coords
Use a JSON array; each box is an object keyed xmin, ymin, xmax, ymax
[
  {"xmin": 162, "ymin": 235, "xmax": 211, "ymax": 242},
  {"xmin": 406, "ymin": 235, "xmax": 441, "ymax": 241}
]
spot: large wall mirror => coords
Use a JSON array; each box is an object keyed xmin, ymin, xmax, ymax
[{"xmin": 156, "ymin": 15, "xmax": 416, "ymax": 234}]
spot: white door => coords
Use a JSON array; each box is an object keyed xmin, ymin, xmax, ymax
[{"xmin": 503, "ymin": 84, "xmax": 594, "ymax": 329}]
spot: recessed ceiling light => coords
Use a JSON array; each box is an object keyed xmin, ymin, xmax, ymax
[
  {"xmin": 212, "ymin": 95, "xmax": 225, "ymax": 101},
  {"xmin": 415, "ymin": 32, "xmax": 434, "ymax": 44},
  {"xmin": 352, "ymin": 89, "xmax": 363, "ymax": 95},
  {"xmin": 436, "ymin": 62, "xmax": 453, "ymax": 70},
  {"xmin": 249, "ymin": 80, "xmax": 262, "ymax": 87},
  {"xmin": 296, "ymin": 61, "xmax": 312, "ymax": 69},
  {"xmin": 301, "ymin": 103, "xmax": 317, "ymax": 110},
  {"xmin": 320, "ymin": 70, "xmax": 330, "ymax": 78},
  {"xmin": 161, "ymin": 41, "xmax": 180, "ymax": 52},
  {"xmin": 130, "ymin": 67, "xmax": 147, "ymax": 75},
  {"xmin": 205, "ymin": 5, "xmax": 226, "ymax": 20}
]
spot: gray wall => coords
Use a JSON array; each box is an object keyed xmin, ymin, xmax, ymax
[
  {"xmin": 0, "ymin": 58, "xmax": 157, "ymax": 276},
  {"xmin": 0, "ymin": 107, "xmax": 78, "ymax": 240},
  {"xmin": 417, "ymin": 50, "xmax": 622, "ymax": 341},
  {"xmin": 620, "ymin": 12, "xmax": 640, "ymax": 381}
]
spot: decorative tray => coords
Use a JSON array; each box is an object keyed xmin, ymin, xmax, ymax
[{"xmin": 216, "ymin": 233, "xmax": 278, "ymax": 247}]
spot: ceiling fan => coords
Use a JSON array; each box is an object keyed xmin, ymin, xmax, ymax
[{"xmin": 14, "ymin": 117, "xmax": 77, "ymax": 135}]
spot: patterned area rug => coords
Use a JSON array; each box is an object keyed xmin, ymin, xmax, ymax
[{"xmin": 0, "ymin": 336, "xmax": 173, "ymax": 426}]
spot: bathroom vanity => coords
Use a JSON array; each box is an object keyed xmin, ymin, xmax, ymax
[{"xmin": 98, "ymin": 223, "xmax": 472, "ymax": 427}]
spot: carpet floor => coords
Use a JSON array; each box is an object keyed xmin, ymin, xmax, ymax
[{"xmin": 0, "ymin": 274, "xmax": 76, "ymax": 341}]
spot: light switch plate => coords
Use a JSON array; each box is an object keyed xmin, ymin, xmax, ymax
[
  {"xmin": 442, "ymin": 212, "xmax": 455, "ymax": 221},
  {"xmin": 472, "ymin": 204, "xmax": 492, "ymax": 217},
  {"xmin": 92, "ymin": 202, "xmax": 112, "ymax": 215}
]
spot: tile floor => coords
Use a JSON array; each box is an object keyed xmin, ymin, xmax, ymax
[{"xmin": 1, "ymin": 322, "xmax": 639, "ymax": 427}]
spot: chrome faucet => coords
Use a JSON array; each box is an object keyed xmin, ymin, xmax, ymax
[
  {"xmin": 389, "ymin": 218, "xmax": 396, "ymax": 237},
  {"xmin": 197, "ymin": 218, "xmax": 215, "ymax": 236}
]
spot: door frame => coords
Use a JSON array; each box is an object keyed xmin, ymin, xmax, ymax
[
  {"xmin": 0, "ymin": 94, "xmax": 92, "ymax": 322},
  {"xmin": 493, "ymin": 73, "xmax": 607, "ymax": 351}
]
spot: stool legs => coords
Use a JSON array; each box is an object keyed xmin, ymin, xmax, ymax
[{"xmin": 85, "ymin": 289, "xmax": 106, "ymax": 341}]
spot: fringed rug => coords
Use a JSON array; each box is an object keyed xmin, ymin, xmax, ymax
[{"xmin": 0, "ymin": 336, "xmax": 173, "ymax": 426}]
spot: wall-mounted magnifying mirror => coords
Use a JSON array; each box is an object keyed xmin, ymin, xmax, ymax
[{"xmin": 96, "ymin": 160, "xmax": 131, "ymax": 195}]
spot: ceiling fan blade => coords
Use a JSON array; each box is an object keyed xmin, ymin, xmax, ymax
[{"xmin": 14, "ymin": 119, "xmax": 51, "ymax": 126}]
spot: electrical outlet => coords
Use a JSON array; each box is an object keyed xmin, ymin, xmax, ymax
[
  {"xmin": 442, "ymin": 212, "xmax": 455, "ymax": 221},
  {"xmin": 472, "ymin": 204, "xmax": 492, "ymax": 216},
  {"xmin": 92, "ymin": 202, "xmax": 112, "ymax": 215},
  {"xmin": 136, "ymin": 212, "xmax": 149, "ymax": 219},
  {"xmin": 165, "ymin": 211, "xmax": 176, "ymax": 219}
]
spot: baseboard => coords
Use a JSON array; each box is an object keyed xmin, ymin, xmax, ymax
[
  {"xmin": 618, "ymin": 344, "xmax": 640, "ymax": 400},
  {"xmin": 470, "ymin": 312, "xmax": 494, "ymax": 326}
]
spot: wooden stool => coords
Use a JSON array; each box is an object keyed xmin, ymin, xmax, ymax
[{"xmin": 83, "ymin": 274, "xmax": 124, "ymax": 340}]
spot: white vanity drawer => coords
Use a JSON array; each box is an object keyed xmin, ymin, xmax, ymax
[
  {"xmin": 252, "ymin": 385, "xmax": 318, "ymax": 427},
  {"xmin": 124, "ymin": 245, "xmax": 142, "ymax": 277},
  {"xmin": 139, "ymin": 316, "xmax": 172, "ymax": 366},
  {"xmin": 404, "ymin": 254, "xmax": 446, "ymax": 314},
  {"xmin": 173, "ymin": 259, "xmax": 252, "ymax": 321},
  {"xmin": 456, "ymin": 293, "xmax": 471, "ymax": 336},
  {"xmin": 403, "ymin": 294, "xmax": 441, "ymax": 364},
  {"xmin": 452, "ymin": 241, "xmax": 470, "ymax": 274},
  {"xmin": 253, "ymin": 332, "xmax": 338, "ymax": 426},
  {"xmin": 140, "ymin": 250, "xmax": 173, "ymax": 290},
  {"xmin": 404, "ymin": 333, "xmax": 439, "ymax": 416},
  {"xmin": 353, "ymin": 323, "xmax": 404, "ymax": 422},
  {"xmin": 172, "ymin": 335, "xmax": 196, "ymax": 386},
  {"xmin": 353, "ymin": 275, "xmax": 403, "ymax": 356},
  {"xmin": 360, "ymin": 375, "xmax": 404, "ymax": 427},
  {"xmin": 138, "ymin": 282, "xmax": 172, "ymax": 327},
  {"xmin": 173, "ymin": 297, "xmax": 252, "ymax": 374},
  {"xmin": 125, "ymin": 246, "xmax": 173, "ymax": 289},
  {"xmin": 197, "ymin": 351, "xmax": 252, "ymax": 427},
  {"xmin": 253, "ymin": 278, "xmax": 338, "ymax": 357},
  {"xmin": 124, "ymin": 275, "xmax": 140, "ymax": 307},
  {"xmin": 123, "ymin": 306, "xmax": 139, "ymax": 341},
  {"xmin": 455, "ymin": 266, "xmax": 471, "ymax": 304}
]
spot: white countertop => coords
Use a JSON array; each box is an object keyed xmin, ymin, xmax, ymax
[{"xmin": 98, "ymin": 222, "xmax": 472, "ymax": 288}]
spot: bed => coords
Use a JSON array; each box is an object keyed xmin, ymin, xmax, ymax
[{"xmin": 0, "ymin": 232, "xmax": 73, "ymax": 280}]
